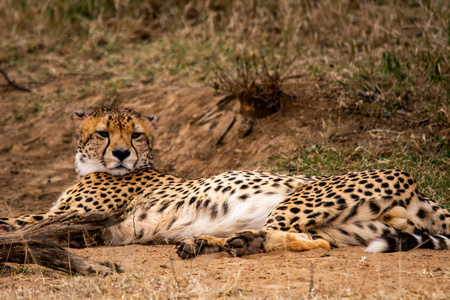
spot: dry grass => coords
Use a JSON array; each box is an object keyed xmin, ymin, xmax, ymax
[
  {"xmin": 1, "ymin": 269, "xmax": 238, "ymax": 299},
  {"xmin": 209, "ymin": 54, "xmax": 293, "ymax": 117},
  {"xmin": 1, "ymin": 1, "xmax": 448, "ymax": 105},
  {"xmin": 2, "ymin": 0, "xmax": 447, "ymax": 127}
]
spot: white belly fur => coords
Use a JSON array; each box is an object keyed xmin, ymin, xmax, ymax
[{"xmin": 103, "ymin": 191, "xmax": 287, "ymax": 245}]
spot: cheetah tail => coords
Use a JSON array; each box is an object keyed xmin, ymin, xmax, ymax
[{"xmin": 365, "ymin": 232, "xmax": 450, "ymax": 253}]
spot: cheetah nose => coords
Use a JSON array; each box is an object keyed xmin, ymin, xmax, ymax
[{"xmin": 112, "ymin": 149, "xmax": 131, "ymax": 161}]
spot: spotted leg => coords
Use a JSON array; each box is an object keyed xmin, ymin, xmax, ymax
[
  {"xmin": 308, "ymin": 220, "xmax": 397, "ymax": 247},
  {"xmin": 177, "ymin": 229, "xmax": 330, "ymax": 259},
  {"xmin": 177, "ymin": 235, "xmax": 228, "ymax": 259},
  {"xmin": 224, "ymin": 229, "xmax": 330, "ymax": 257}
]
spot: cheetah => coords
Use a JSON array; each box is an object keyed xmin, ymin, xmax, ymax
[{"xmin": 0, "ymin": 108, "xmax": 449, "ymax": 260}]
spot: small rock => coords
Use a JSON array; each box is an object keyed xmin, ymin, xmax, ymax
[{"xmin": 238, "ymin": 118, "xmax": 254, "ymax": 138}]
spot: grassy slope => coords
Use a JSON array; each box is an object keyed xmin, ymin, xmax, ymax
[
  {"xmin": 4, "ymin": 0, "xmax": 448, "ymax": 204},
  {"xmin": 269, "ymin": 142, "xmax": 450, "ymax": 208}
]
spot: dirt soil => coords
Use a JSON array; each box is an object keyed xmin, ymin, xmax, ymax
[{"xmin": 0, "ymin": 76, "xmax": 449, "ymax": 298}]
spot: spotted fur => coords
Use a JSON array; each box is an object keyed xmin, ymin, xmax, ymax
[
  {"xmin": 178, "ymin": 170, "xmax": 450, "ymax": 258},
  {"xmin": 1, "ymin": 108, "xmax": 449, "ymax": 259},
  {"xmin": 73, "ymin": 108, "xmax": 157, "ymax": 178}
]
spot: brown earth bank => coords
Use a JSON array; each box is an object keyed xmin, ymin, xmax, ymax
[{"xmin": 0, "ymin": 77, "xmax": 449, "ymax": 299}]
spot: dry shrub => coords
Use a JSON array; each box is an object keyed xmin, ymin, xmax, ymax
[{"xmin": 210, "ymin": 54, "xmax": 294, "ymax": 118}]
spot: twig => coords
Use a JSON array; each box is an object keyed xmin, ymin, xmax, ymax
[
  {"xmin": 168, "ymin": 257, "xmax": 181, "ymax": 290},
  {"xmin": 308, "ymin": 261, "xmax": 314, "ymax": 299},
  {"xmin": 217, "ymin": 116, "xmax": 236, "ymax": 146},
  {"xmin": 0, "ymin": 68, "xmax": 31, "ymax": 92}
]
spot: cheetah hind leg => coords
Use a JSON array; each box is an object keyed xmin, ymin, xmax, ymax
[
  {"xmin": 224, "ymin": 230, "xmax": 330, "ymax": 257},
  {"xmin": 177, "ymin": 235, "xmax": 228, "ymax": 259}
]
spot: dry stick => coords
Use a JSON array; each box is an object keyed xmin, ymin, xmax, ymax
[
  {"xmin": 0, "ymin": 211, "xmax": 126, "ymax": 275},
  {"xmin": 0, "ymin": 68, "xmax": 31, "ymax": 92},
  {"xmin": 398, "ymin": 243, "xmax": 402, "ymax": 299},
  {"xmin": 168, "ymin": 257, "xmax": 181, "ymax": 290},
  {"xmin": 355, "ymin": 263, "xmax": 369, "ymax": 295},
  {"xmin": 216, "ymin": 116, "xmax": 236, "ymax": 146},
  {"xmin": 307, "ymin": 261, "xmax": 314, "ymax": 300}
]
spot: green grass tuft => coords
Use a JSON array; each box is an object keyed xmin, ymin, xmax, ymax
[{"xmin": 270, "ymin": 142, "xmax": 450, "ymax": 209}]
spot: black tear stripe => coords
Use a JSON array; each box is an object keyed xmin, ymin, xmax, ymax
[
  {"xmin": 130, "ymin": 138, "xmax": 139, "ymax": 168},
  {"xmin": 101, "ymin": 134, "xmax": 110, "ymax": 167}
]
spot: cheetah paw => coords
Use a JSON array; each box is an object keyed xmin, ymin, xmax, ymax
[
  {"xmin": 177, "ymin": 237, "xmax": 224, "ymax": 259},
  {"xmin": 224, "ymin": 230, "xmax": 267, "ymax": 257}
]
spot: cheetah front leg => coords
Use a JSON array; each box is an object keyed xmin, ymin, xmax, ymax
[
  {"xmin": 224, "ymin": 229, "xmax": 330, "ymax": 257},
  {"xmin": 177, "ymin": 230, "xmax": 330, "ymax": 259},
  {"xmin": 177, "ymin": 235, "xmax": 228, "ymax": 259},
  {"xmin": 0, "ymin": 213, "xmax": 48, "ymax": 232}
]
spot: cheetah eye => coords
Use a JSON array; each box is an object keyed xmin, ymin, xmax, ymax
[
  {"xmin": 132, "ymin": 132, "xmax": 143, "ymax": 139},
  {"xmin": 97, "ymin": 131, "xmax": 109, "ymax": 138}
]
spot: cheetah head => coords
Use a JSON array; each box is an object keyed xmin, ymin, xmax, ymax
[{"xmin": 73, "ymin": 108, "xmax": 158, "ymax": 178}]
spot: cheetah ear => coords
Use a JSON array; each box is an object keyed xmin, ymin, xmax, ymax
[
  {"xmin": 72, "ymin": 110, "xmax": 90, "ymax": 127},
  {"xmin": 146, "ymin": 115, "xmax": 159, "ymax": 130}
]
